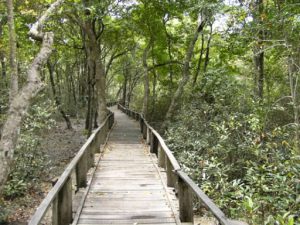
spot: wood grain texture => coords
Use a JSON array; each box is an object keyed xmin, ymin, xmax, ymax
[{"xmin": 76, "ymin": 108, "xmax": 178, "ymax": 225}]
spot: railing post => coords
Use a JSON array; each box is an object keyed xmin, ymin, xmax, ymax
[
  {"xmin": 87, "ymin": 144, "xmax": 94, "ymax": 169},
  {"xmin": 178, "ymin": 175, "xmax": 194, "ymax": 222},
  {"xmin": 146, "ymin": 128, "xmax": 151, "ymax": 144},
  {"xmin": 54, "ymin": 176, "xmax": 72, "ymax": 225},
  {"xmin": 139, "ymin": 117, "xmax": 143, "ymax": 132},
  {"xmin": 95, "ymin": 131, "xmax": 101, "ymax": 153},
  {"xmin": 150, "ymin": 133, "xmax": 158, "ymax": 155},
  {"xmin": 142, "ymin": 122, "xmax": 147, "ymax": 139},
  {"xmin": 90, "ymin": 138, "xmax": 96, "ymax": 154},
  {"xmin": 110, "ymin": 113, "xmax": 114, "ymax": 128},
  {"xmin": 52, "ymin": 196, "xmax": 58, "ymax": 225},
  {"xmin": 158, "ymin": 144, "xmax": 165, "ymax": 168},
  {"xmin": 76, "ymin": 152, "xmax": 87, "ymax": 189},
  {"xmin": 99, "ymin": 128, "xmax": 106, "ymax": 146},
  {"xmin": 166, "ymin": 158, "xmax": 175, "ymax": 187}
]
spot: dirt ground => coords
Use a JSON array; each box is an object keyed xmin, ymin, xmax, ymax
[{"xmin": 2, "ymin": 119, "xmax": 86, "ymax": 224}]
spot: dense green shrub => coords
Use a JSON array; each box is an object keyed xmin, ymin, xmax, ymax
[{"xmin": 166, "ymin": 72, "xmax": 300, "ymax": 224}]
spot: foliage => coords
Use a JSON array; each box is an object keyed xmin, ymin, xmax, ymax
[
  {"xmin": 166, "ymin": 70, "xmax": 300, "ymax": 224},
  {"xmin": 0, "ymin": 201, "xmax": 8, "ymax": 224},
  {"xmin": 3, "ymin": 97, "xmax": 56, "ymax": 199}
]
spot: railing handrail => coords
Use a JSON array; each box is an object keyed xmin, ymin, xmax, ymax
[
  {"xmin": 29, "ymin": 103, "xmax": 116, "ymax": 225},
  {"xmin": 118, "ymin": 103, "xmax": 242, "ymax": 225}
]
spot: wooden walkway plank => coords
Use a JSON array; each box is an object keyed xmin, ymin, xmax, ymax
[{"xmin": 76, "ymin": 107, "xmax": 179, "ymax": 225}]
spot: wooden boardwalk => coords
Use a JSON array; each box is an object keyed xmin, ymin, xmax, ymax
[{"xmin": 76, "ymin": 107, "xmax": 179, "ymax": 225}]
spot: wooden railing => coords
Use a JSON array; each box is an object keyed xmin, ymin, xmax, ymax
[
  {"xmin": 28, "ymin": 105, "xmax": 116, "ymax": 225},
  {"xmin": 118, "ymin": 104, "xmax": 246, "ymax": 225}
]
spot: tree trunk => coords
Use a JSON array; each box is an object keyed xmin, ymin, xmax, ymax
[
  {"xmin": 81, "ymin": 0, "xmax": 107, "ymax": 125},
  {"xmin": 253, "ymin": 0, "xmax": 265, "ymax": 100},
  {"xmin": 288, "ymin": 56, "xmax": 299, "ymax": 154},
  {"xmin": 0, "ymin": 19, "xmax": 6, "ymax": 79},
  {"xmin": 0, "ymin": 0, "xmax": 64, "ymax": 193},
  {"xmin": 95, "ymin": 49, "xmax": 107, "ymax": 124},
  {"xmin": 142, "ymin": 39, "xmax": 152, "ymax": 119},
  {"xmin": 122, "ymin": 72, "xmax": 127, "ymax": 106},
  {"xmin": 192, "ymin": 33, "xmax": 205, "ymax": 87},
  {"xmin": 6, "ymin": 0, "xmax": 18, "ymax": 101},
  {"xmin": 151, "ymin": 51, "xmax": 157, "ymax": 118},
  {"xmin": 84, "ymin": 50, "xmax": 95, "ymax": 136},
  {"xmin": 203, "ymin": 22, "xmax": 213, "ymax": 73},
  {"xmin": 47, "ymin": 60, "xmax": 72, "ymax": 129},
  {"xmin": 163, "ymin": 18, "xmax": 206, "ymax": 130}
]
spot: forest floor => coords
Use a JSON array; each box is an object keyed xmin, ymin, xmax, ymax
[{"xmin": 2, "ymin": 119, "xmax": 86, "ymax": 225}]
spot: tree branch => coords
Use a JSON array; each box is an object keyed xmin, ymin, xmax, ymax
[{"xmin": 29, "ymin": 0, "xmax": 65, "ymax": 40}]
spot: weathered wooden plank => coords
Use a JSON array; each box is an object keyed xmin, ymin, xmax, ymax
[
  {"xmin": 78, "ymin": 223, "xmax": 176, "ymax": 225},
  {"xmin": 79, "ymin": 213, "xmax": 174, "ymax": 220},
  {"xmin": 81, "ymin": 208, "xmax": 173, "ymax": 214},
  {"xmin": 77, "ymin": 218, "xmax": 176, "ymax": 224}
]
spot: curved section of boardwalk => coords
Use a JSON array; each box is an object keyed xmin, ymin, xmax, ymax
[{"xmin": 77, "ymin": 107, "xmax": 178, "ymax": 225}]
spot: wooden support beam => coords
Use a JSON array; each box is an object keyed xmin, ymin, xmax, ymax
[
  {"xmin": 166, "ymin": 157, "xmax": 175, "ymax": 187},
  {"xmin": 54, "ymin": 176, "xmax": 72, "ymax": 225},
  {"xmin": 86, "ymin": 145, "xmax": 94, "ymax": 169},
  {"xmin": 76, "ymin": 152, "xmax": 87, "ymax": 189},
  {"xmin": 150, "ymin": 133, "xmax": 158, "ymax": 155},
  {"xmin": 52, "ymin": 196, "xmax": 58, "ymax": 225},
  {"xmin": 95, "ymin": 132, "xmax": 101, "ymax": 153},
  {"xmin": 139, "ymin": 118, "xmax": 143, "ymax": 133},
  {"xmin": 142, "ymin": 123, "xmax": 147, "ymax": 139},
  {"xmin": 178, "ymin": 176, "xmax": 194, "ymax": 222},
  {"xmin": 146, "ymin": 127, "xmax": 151, "ymax": 144},
  {"xmin": 158, "ymin": 144, "xmax": 165, "ymax": 168}
]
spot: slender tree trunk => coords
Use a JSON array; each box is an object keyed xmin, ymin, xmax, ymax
[
  {"xmin": 122, "ymin": 72, "xmax": 127, "ymax": 106},
  {"xmin": 115, "ymin": 86, "xmax": 122, "ymax": 102},
  {"xmin": 85, "ymin": 79, "xmax": 92, "ymax": 132},
  {"xmin": 6, "ymin": 0, "xmax": 18, "ymax": 101},
  {"xmin": 84, "ymin": 51, "xmax": 94, "ymax": 135},
  {"xmin": 256, "ymin": 46, "xmax": 264, "ymax": 99},
  {"xmin": 142, "ymin": 39, "xmax": 152, "ymax": 119},
  {"xmin": 47, "ymin": 60, "xmax": 72, "ymax": 129},
  {"xmin": 288, "ymin": 56, "xmax": 299, "ymax": 153},
  {"xmin": 0, "ymin": 53, "xmax": 5, "ymax": 78},
  {"xmin": 253, "ymin": 0, "xmax": 265, "ymax": 99},
  {"xmin": 69, "ymin": 67, "xmax": 77, "ymax": 108},
  {"xmin": 0, "ymin": 19, "xmax": 7, "ymax": 79},
  {"xmin": 192, "ymin": 33, "xmax": 205, "ymax": 87},
  {"xmin": 203, "ymin": 22, "xmax": 213, "ymax": 73},
  {"xmin": 151, "ymin": 52, "xmax": 157, "ymax": 118},
  {"xmin": 163, "ymin": 18, "xmax": 206, "ymax": 130}
]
